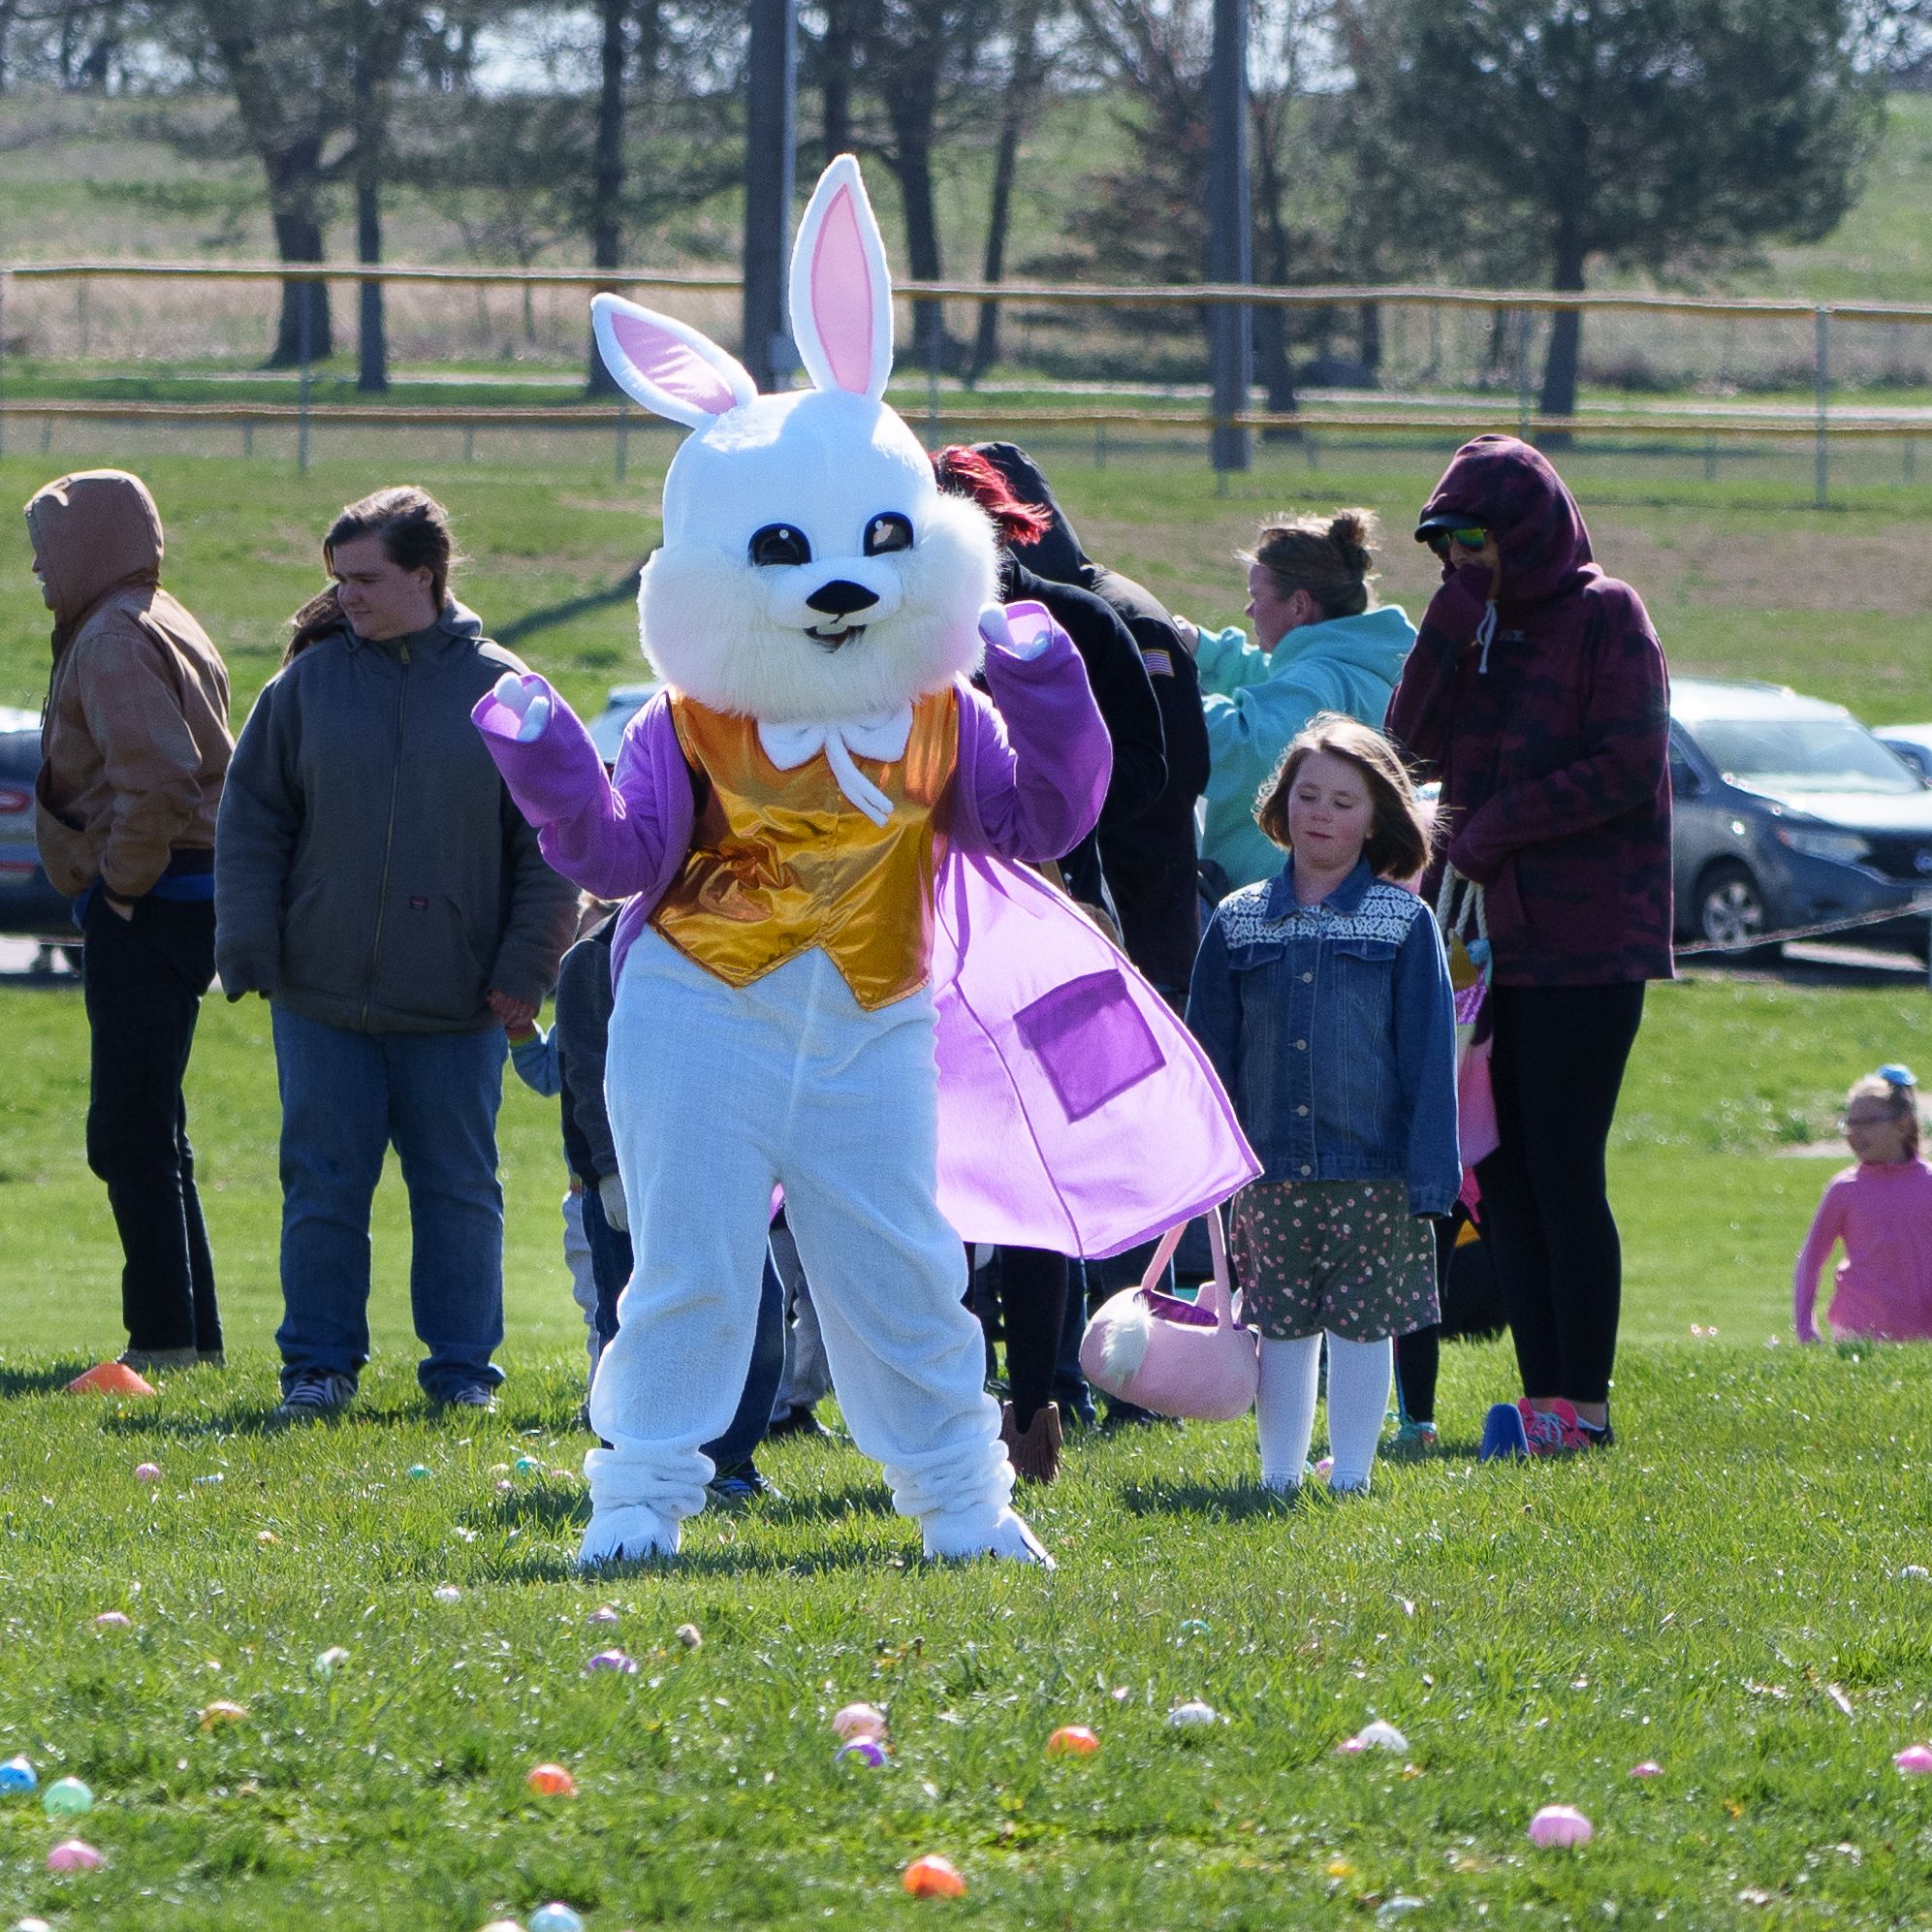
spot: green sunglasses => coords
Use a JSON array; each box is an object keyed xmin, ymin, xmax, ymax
[{"xmin": 1424, "ymin": 524, "xmax": 1489, "ymax": 558}]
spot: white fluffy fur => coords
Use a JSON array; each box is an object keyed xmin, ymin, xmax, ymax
[
  {"xmin": 1089, "ymin": 1299, "xmax": 1153, "ymax": 1381},
  {"xmin": 642, "ymin": 479, "xmax": 997, "ymax": 723}
]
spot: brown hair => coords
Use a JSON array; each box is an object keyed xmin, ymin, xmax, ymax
[
  {"xmin": 1254, "ymin": 712, "xmax": 1433, "ymax": 880},
  {"xmin": 1246, "ymin": 508, "xmax": 1378, "ymax": 620},
  {"xmin": 1846, "ymin": 1071, "xmax": 1920, "ymax": 1158},
  {"xmin": 284, "ymin": 486, "xmax": 460, "ymax": 664}
]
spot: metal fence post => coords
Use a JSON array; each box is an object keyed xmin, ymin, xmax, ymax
[
  {"xmin": 1814, "ymin": 305, "xmax": 1829, "ymax": 511},
  {"xmin": 297, "ymin": 280, "xmax": 314, "ymax": 478},
  {"xmin": 1516, "ymin": 308, "xmax": 1532, "ymax": 439}
]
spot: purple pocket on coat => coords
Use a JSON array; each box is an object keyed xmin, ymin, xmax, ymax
[{"xmin": 1013, "ymin": 968, "xmax": 1165, "ymax": 1123}]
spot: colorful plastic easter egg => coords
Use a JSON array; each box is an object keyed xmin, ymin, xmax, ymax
[
  {"xmin": 586, "ymin": 1649, "xmax": 638, "ymax": 1674},
  {"xmin": 1178, "ymin": 1619, "xmax": 1211, "ymax": 1639},
  {"xmin": 837, "ymin": 1738, "xmax": 888, "ymax": 1768},
  {"xmin": 1351, "ymin": 1719, "xmax": 1409, "ymax": 1754},
  {"xmin": 314, "ymin": 1647, "xmax": 351, "ymax": 1677},
  {"xmin": 134, "ymin": 1463, "xmax": 163, "ymax": 1482},
  {"xmin": 433, "ymin": 1584, "xmax": 462, "ymax": 1603},
  {"xmin": 93, "ymin": 1611, "xmax": 131, "ymax": 1630},
  {"xmin": 902, "ymin": 1854, "xmax": 966, "ymax": 1898},
  {"xmin": 1168, "ymin": 1700, "xmax": 1218, "ymax": 1728},
  {"xmin": 407, "ymin": 1464, "xmax": 431, "ymax": 1480},
  {"xmin": 1630, "ymin": 1759, "xmax": 1663, "ymax": 1779},
  {"xmin": 66, "ymin": 1361, "xmax": 155, "ymax": 1396},
  {"xmin": 42, "ymin": 1777, "xmax": 92, "ymax": 1819},
  {"xmin": 831, "ymin": 1702, "xmax": 887, "ymax": 1741},
  {"xmin": 1894, "ymin": 1744, "xmax": 1932, "ymax": 1775},
  {"xmin": 1046, "ymin": 1726, "xmax": 1099, "ymax": 1758},
  {"xmin": 525, "ymin": 1762, "xmax": 576, "ymax": 1796},
  {"xmin": 16, "ymin": 1915, "xmax": 54, "ymax": 1931},
  {"xmin": 675, "ymin": 1623, "xmax": 703, "ymax": 1649},
  {"xmin": 514, "ymin": 1455, "xmax": 543, "ymax": 1475},
  {"xmin": 0, "ymin": 1756, "xmax": 36, "ymax": 1792},
  {"xmin": 586, "ymin": 1604, "xmax": 620, "ymax": 1627},
  {"xmin": 529, "ymin": 1907, "xmax": 586, "ymax": 1932},
  {"xmin": 1528, "ymin": 1804, "xmax": 1594, "ymax": 1847},
  {"xmin": 46, "ymin": 1839, "xmax": 103, "ymax": 1871},
  {"xmin": 1337, "ymin": 1734, "xmax": 1368, "ymax": 1755},
  {"xmin": 200, "ymin": 1700, "xmax": 248, "ymax": 1730}
]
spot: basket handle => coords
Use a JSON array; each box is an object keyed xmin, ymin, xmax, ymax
[{"xmin": 1135, "ymin": 1204, "xmax": 1237, "ymax": 1331}]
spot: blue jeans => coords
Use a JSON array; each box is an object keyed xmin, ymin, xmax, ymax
[
  {"xmin": 581, "ymin": 1177, "xmax": 787, "ymax": 1473},
  {"xmin": 271, "ymin": 1007, "xmax": 507, "ymax": 1398}
]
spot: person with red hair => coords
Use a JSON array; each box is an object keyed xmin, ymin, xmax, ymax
[{"xmin": 932, "ymin": 447, "xmax": 1166, "ymax": 1482}]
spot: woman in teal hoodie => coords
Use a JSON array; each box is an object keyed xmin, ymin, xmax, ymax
[{"xmin": 1195, "ymin": 510, "xmax": 1417, "ymax": 890}]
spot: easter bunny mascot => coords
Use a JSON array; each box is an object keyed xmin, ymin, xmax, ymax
[{"xmin": 475, "ymin": 156, "xmax": 1113, "ymax": 1568}]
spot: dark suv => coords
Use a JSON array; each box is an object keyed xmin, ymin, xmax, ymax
[
  {"xmin": 0, "ymin": 706, "xmax": 72, "ymax": 941},
  {"xmin": 1670, "ymin": 677, "xmax": 1932, "ymax": 956}
]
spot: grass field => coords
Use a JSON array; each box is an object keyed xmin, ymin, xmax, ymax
[{"xmin": 4, "ymin": 428, "xmax": 1932, "ymax": 1926}]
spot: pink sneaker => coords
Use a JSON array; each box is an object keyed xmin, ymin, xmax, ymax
[{"xmin": 1518, "ymin": 1398, "xmax": 1589, "ymax": 1456}]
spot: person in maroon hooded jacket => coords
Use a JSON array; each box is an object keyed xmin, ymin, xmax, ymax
[{"xmin": 1386, "ymin": 435, "xmax": 1671, "ymax": 1455}]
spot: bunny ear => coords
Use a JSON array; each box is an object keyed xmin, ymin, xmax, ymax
[
  {"xmin": 591, "ymin": 294, "xmax": 759, "ymax": 428},
  {"xmin": 788, "ymin": 154, "xmax": 894, "ymax": 400}
]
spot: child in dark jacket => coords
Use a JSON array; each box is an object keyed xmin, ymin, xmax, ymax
[
  {"xmin": 555, "ymin": 910, "xmax": 786, "ymax": 1498},
  {"xmin": 1188, "ymin": 713, "xmax": 1458, "ymax": 1497}
]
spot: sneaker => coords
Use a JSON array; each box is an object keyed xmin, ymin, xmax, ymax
[
  {"xmin": 1519, "ymin": 1398, "xmax": 1589, "ymax": 1456},
  {"xmin": 1578, "ymin": 1414, "xmax": 1616, "ymax": 1450},
  {"xmin": 1478, "ymin": 1401, "xmax": 1530, "ymax": 1461},
  {"xmin": 273, "ymin": 1370, "xmax": 357, "ymax": 1421},
  {"xmin": 1392, "ymin": 1418, "xmax": 1440, "ymax": 1453},
  {"xmin": 118, "ymin": 1346, "xmax": 200, "ymax": 1374},
  {"xmin": 707, "ymin": 1461, "xmax": 781, "ymax": 1508},
  {"xmin": 766, "ymin": 1404, "xmax": 829, "ymax": 1441},
  {"xmin": 434, "ymin": 1383, "xmax": 496, "ymax": 1413}
]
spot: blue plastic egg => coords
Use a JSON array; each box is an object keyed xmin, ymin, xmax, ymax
[
  {"xmin": 0, "ymin": 1757, "xmax": 34, "ymax": 1792},
  {"xmin": 529, "ymin": 1906, "xmax": 586, "ymax": 1932}
]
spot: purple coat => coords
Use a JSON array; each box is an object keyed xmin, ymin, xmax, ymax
[
  {"xmin": 1386, "ymin": 435, "xmax": 1674, "ymax": 987},
  {"xmin": 475, "ymin": 619, "xmax": 1258, "ymax": 1256}
]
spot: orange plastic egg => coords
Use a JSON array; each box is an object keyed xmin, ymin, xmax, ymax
[
  {"xmin": 199, "ymin": 1700, "xmax": 248, "ymax": 1729},
  {"xmin": 525, "ymin": 1762, "xmax": 577, "ymax": 1796},
  {"xmin": 1046, "ymin": 1725, "xmax": 1100, "ymax": 1758},
  {"xmin": 903, "ymin": 1854, "xmax": 966, "ymax": 1899}
]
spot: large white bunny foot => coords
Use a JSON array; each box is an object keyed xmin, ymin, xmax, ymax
[
  {"xmin": 491, "ymin": 670, "xmax": 553, "ymax": 744},
  {"xmin": 577, "ymin": 1503, "xmax": 681, "ymax": 1569},
  {"xmin": 922, "ymin": 1504, "xmax": 1056, "ymax": 1570}
]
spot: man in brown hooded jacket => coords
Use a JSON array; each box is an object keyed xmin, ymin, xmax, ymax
[{"xmin": 30, "ymin": 468, "xmax": 232, "ymax": 1372}]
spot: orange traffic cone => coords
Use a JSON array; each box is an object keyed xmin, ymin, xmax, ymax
[{"xmin": 65, "ymin": 1361, "xmax": 157, "ymax": 1396}]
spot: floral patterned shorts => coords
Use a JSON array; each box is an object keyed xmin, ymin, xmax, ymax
[{"xmin": 1229, "ymin": 1178, "xmax": 1440, "ymax": 1343}]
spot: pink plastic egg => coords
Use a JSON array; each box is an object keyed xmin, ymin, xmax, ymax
[
  {"xmin": 93, "ymin": 1611, "xmax": 131, "ymax": 1630},
  {"xmin": 1894, "ymin": 1744, "xmax": 1932, "ymax": 1775},
  {"xmin": 46, "ymin": 1839, "xmax": 104, "ymax": 1872},
  {"xmin": 1528, "ymin": 1804, "xmax": 1594, "ymax": 1848},
  {"xmin": 134, "ymin": 1463, "xmax": 162, "ymax": 1483},
  {"xmin": 1630, "ymin": 1760, "xmax": 1663, "ymax": 1779},
  {"xmin": 831, "ymin": 1701, "xmax": 887, "ymax": 1741}
]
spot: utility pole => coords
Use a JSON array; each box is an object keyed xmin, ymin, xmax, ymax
[
  {"xmin": 1206, "ymin": 0, "xmax": 1251, "ymax": 474},
  {"xmin": 744, "ymin": 0, "xmax": 798, "ymax": 393}
]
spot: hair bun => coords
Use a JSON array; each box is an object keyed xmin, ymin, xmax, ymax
[{"xmin": 1327, "ymin": 508, "xmax": 1378, "ymax": 575}]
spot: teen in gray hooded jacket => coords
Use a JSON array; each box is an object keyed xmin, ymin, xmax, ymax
[{"xmin": 216, "ymin": 487, "xmax": 576, "ymax": 1419}]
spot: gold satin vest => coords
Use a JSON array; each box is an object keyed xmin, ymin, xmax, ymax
[{"xmin": 649, "ymin": 688, "xmax": 959, "ymax": 1011}]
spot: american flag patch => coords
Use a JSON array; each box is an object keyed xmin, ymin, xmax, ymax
[{"xmin": 1141, "ymin": 649, "xmax": 1174, "ymax": 677}]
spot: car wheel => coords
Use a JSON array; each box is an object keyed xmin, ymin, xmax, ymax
[{"xmin": 1695, "ymin": 860, "xmax": 1777, "ymax": 958}]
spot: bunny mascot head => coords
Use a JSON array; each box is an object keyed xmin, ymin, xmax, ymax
[{"xmin": 589, "ymin": 155, "xmax": 998, "ymax": 724}]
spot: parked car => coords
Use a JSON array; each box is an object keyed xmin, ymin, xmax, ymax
[
  {"xmin": 1670, "ymin": 678, "xmax": 1932, "ymax": 956},
  {"xmin": 1874, "ymin": 723, "xmax": 1932, "ymax": 785},
  {"xmin": 587, "ymin": 681, "xmax": 662, "ymax": 765},
  {"xmin": 0, "ymin": 705, "xmax": 74, "ymax": 942}
]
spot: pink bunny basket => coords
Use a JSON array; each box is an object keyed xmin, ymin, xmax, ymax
[{"xmin": 1079, "ymin": 1208, "xmax": 1258, "ymax": 1421}]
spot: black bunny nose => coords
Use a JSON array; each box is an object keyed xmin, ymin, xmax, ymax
[{"xmin": 805, "ymin": 580, "xmax": 879, "ymax": 618}]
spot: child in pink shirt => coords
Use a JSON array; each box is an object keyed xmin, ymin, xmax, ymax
[{"xmin": 1794, "ymin": 1065, "xmax": 1932, "ymax": 1344}]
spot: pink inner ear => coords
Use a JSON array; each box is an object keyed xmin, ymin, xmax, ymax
[
  {"xmin": 810, "ymin": 186, "xmax": 877, "ymax": 394},
  {"xmin": 610, "ymin": 309, "xmax": 740, "ymax": 416}
]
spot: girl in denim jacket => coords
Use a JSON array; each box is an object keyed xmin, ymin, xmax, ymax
[{"xmin": 1188, "ymin": 714, "xmax": 1460, "ymax": 1494}]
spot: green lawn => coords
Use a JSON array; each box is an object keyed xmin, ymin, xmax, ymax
[{"xmin": 5, "ymin": 428, "xmax": 1932, "ymax": 1926}]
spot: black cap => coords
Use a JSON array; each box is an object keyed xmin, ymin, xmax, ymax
[{"xmin": 1413, "ymin": 510, "xmax": 1482, "ymax": 544}]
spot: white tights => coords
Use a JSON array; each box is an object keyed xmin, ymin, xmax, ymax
[{"xmin": 1256, "ymin": 1332, "xmax": 1392, "ymax": 1493}]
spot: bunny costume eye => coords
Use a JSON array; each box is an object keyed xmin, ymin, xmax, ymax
[
  {"xmin": 750, "ymin": 523, "xmax": 812, "ymax": 568},
  {"xmin": 864, "ymin": 513, "xmax": 913, "ymax": 556}
]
